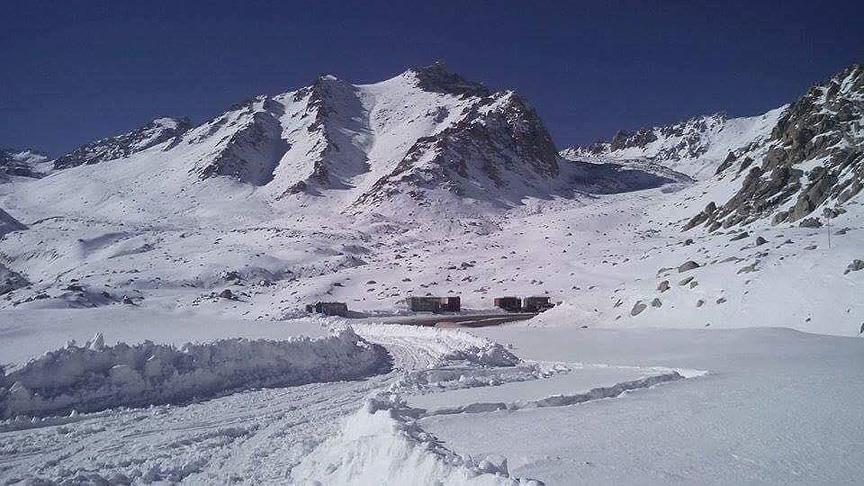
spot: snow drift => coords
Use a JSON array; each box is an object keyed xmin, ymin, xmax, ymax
[
  {"xmin": 0, "ymin": 329, "xmax": 390, "ymax": 418},
  {"xmin": 291, "ymin": 394, "xmax": 542, "ymax": 485}
]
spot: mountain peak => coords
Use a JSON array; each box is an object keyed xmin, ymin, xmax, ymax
[
  {"xmin": 151, "ymin": 117, "xmax": 191, "ymax": 130},
  {"xmin": 411, "ymin": 59, "xmax": 451, "ymax": 75},
  {"xmin": 408, "ymin": 61, "xmax": 490, "ymax": 98}
]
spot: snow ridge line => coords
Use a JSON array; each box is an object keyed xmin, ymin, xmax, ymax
[
  {"xmin": 418, "ymin": 371, "xmax": 687, "ymax": 417},
  {"xmin": 0, "ymin": 329, "xmax": 391, "ymax": 419}
]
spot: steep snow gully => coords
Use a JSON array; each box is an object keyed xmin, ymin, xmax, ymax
[{"xmin": 0, "ymin": 322, "xmax": 704, "ymax": 484}]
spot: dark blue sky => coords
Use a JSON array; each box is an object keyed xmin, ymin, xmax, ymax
[{"xmin": 2, "ymin": 0, "xmax": 862, "ymax": 155}]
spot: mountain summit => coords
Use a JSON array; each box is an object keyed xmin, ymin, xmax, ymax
[{"xmin": 186, "ymin": 62, "xmax": 567, "ymax": 210}]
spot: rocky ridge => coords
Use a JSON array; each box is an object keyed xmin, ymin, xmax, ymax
[
  {"xmin": 52, "ymin": 117, "xmax": 192, "ymax": 170},
  {"xmin": 695, "ymin": 64, "xmax": 864, "ymax": 229}
]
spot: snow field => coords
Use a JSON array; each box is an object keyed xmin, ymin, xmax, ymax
[{"xmin": 422, "ymin": 325, "xmax": 864, "ymax": 484}]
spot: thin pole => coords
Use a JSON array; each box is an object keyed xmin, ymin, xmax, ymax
[{"xmin": 827, "ymin": 215, "xmax": 831, "ymax": 249}]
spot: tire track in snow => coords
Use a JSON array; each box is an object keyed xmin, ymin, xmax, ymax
[
  {"xmin": 0, "ymin": 325, "xmax": 518, "ymax": 483},
  {"xmin": 0, "ymin": 324, "xmax": 706, "ymax": 484},
  {"xmin": 416, "ymin": 370, "xmax": 687, "ymax": 417}
]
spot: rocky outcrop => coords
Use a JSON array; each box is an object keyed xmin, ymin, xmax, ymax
[
  {"xmin": 410, "ymin": 61, "xmax": 491, "ymax": 98},
  {"xmin": 0, "ymin": 263, "xmax": 28, "ymax": 296},
  {"xmin": 196, "ymin": 100, "xmax": 289, "ymax": 186},
  {"xmin": 597, "ymin": 115, "xmax": 722, "ymax": 158},
  {"xmin": 688, "ymin": 64, "xmax": 864, "ymax": 230},
  {"xmin": 845, "ymin": 259, "xmax": 864, "ymax": 274},
  {"xmin": 0, "ymin": 208, "xmax": 26, "ymax": 237},
  {"xmin": 0, "ymin": 209, "xmax": 28, "ymax": 295},
  {"xmin": 561, "ymin": 113, "xmax": 741, "ymax": 180},
  {"xmin": 678, "ymin": 261, "xmax": 700, "ymax": 272},
  {"xmin": 564, "ymin": 105, "xmax": 795, "ymax": 183}
]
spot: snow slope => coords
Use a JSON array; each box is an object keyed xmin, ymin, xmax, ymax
[{"xmin": 2, "ymin": 309, "xmax": 859, "ymax": 484}]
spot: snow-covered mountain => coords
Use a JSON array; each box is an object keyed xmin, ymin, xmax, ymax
[
  {"xmin": 0, "ymin": 62, "xmax": 680, "ymax": 314},
  {"xmin": 561, "ymin": 109, "xmax": 787, "ymax": 181},
  {"xmin": 181, "ymin": 61, "xmax": 574, "ymax": 210},
  {"xmin": 564, "ymin": 64, "xmax": 864, "ymax": 231},
  {"xmin": 0, "ymin": 147, "xmax": 50, "ymax": 180},
  {"xmin": 23, "ymin": 62, "xmax": 668, "ymax": 221},
  {"xmin": 689, "ymin": 63, "xmax": 864, "ymax": 229},
  {"xmin": 0, "ymin": 62, "xmax": 860, "ymax": 331}
]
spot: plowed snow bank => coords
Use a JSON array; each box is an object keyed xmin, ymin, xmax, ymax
[
  {"xmin": 0, "ymin": 329, "xmax": 389, "ymax": 418},
  {"xmin": 292, "ymin": 394, "xmax": 541, "ymax": 485}
]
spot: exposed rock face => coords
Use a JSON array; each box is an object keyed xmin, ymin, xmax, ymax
[
  {"xmin": 587, "ymin": 115, "xmax": 721, "ymax": 161},
  {"xmin": 690, "ymin": 64, "xmax": 864, "ymax": 229},
  {"xmin": 678, "ymin": 261, "xmax": 700, "ymax": 273},
  {"xmin": 0, "ymin": 208, "xmax": 26, "ymax": 237},
  {"xmin": 0, "ymin": 263, "xmax": 28, "ymax": 296},
  {"xmin": 195, "ymin": 98, "xmax": 289, "ymax": 186},
  {"xmin": 0, "ymin": 209, "xmax": 28, "ymax": 295},
  {"xmin": 845, "ymin": 259, "xmax": 864, "ymax": 274},
  {"xmin": 799, "ymin": 217, "xmax": 823, "ymax": 228},
  {"xmin": 609, "ymin": 128, "xmax": 658, "ymax": 152},
  {"xmin": 185, "ymin": 63, "xmax": 575, "ymax": 209},
  {"xmin": 53, "ymin": 117, "xmax": 192, "ymax": 169},
  {"xmin": 566, "ymin": 64, "xmax": 863, "ymax": 230},
  {"xmin": 410, "ymin": 61, "xmax": 491, "ymax": 98}
]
